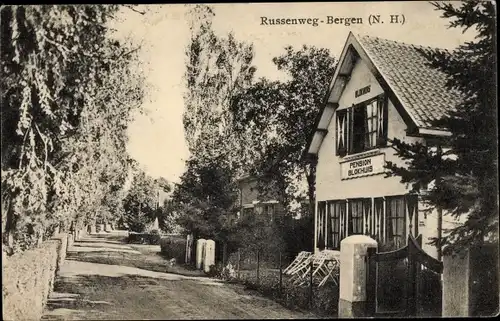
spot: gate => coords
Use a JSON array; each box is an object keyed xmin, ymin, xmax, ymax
[{"xmin": 365, "ymin": 234, "xmax": 443, "ymax": 317}]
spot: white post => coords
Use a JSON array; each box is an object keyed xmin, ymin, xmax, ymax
[
  {"xmin": 196, "ymin": 239, "xmax": 206, "ymax": 270},
  {"xmin": 185, "ymin": 234, "xmax": 193, "ymax": 264},
  {"xmin": 204, "ymin": 239, "xmax": 216, "ymax": 273},
  {"xmin": 339, "ymin": 235, "xmax": 377, "ymax": 317}
]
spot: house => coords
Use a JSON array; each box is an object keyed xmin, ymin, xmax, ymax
[
  {"xmin": 304, "ymin": 32, "xmax": 463, "ymax": 259},
  {"xmin": 236, "ymin": 175, "xmax": 286, "ymax": 222}
]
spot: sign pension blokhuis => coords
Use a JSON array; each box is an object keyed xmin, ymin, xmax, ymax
[
  {"xmin": 348, "ymin": 158, "xmax": 373, "ymax": 176},
  {"xmin": 341, "ymin": 153, "xmax": 385, "ymax": 180}
]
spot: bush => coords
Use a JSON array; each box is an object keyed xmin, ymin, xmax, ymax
[
  {"xmin": 146, "ymin": 229, "xmax": 161, "ymax": 245},
  {"xmin": 235, "ymin": 270, "xmax": 339, "ymax": 317},
  {"xmin": 3, "ymin": 234, "xmax": 68, "ymax": 321},
  {"xmin": 126, "ymin": 230, "xmax": 161, "ymax": 245},
  {"xmin": 159, "ymin": 236, "xmax": 186, "ymax": 263}
]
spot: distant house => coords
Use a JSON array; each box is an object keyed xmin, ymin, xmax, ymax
[
  {"xmin": 304, "ymin": 32, "xmax": 463, "ymax": 259},
  {"xmin": 236, "ymin": 175, "xmax": 286, "ymax": 223}
]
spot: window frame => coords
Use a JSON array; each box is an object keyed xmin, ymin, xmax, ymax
[
  {"xmin": 385, "ymin": 195, "xmax": 407, "ymax": 249},
  {"xmin": 348, "ymin": 198, "xmax": 365, "ymax": 235},
  {"xmin": 335, "ymin": 93, "xmax": 388, "ymax": 157}
]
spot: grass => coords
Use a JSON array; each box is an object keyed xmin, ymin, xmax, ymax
[{"xmin": 66, "ymin": 246, "xmax": 205, "ymax": 278}]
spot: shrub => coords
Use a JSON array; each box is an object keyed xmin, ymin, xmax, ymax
[
  {"xmin": 145, "ymin": 229, "xmax": 161, "ymax": 245},
  {"xmin": 126, "ymin": 230, "xmax": 161, "ymax": 245},
  {"xmin": 235, "ymin": 270, "xmax": 339, "ymax": 317},
  {"xmin": 159, "ymin": 236, "xmax": 186, "ymax": 263},
  {"xmin": 126, "ymin": 232, "xmax": 145, "ymax": 244},
  {"xmin": 206, "ymin": 264, "xmax": 222, "ymax": 277},
  {"xmin": 3, "ymin": 234, "xmax": 68, "ymax": 321}
]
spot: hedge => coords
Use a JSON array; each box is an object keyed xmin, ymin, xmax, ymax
[
  {"xmin": 127, "ymin": 230, "xmax": 161, "ymax": 245},
  {"xmin": 159, "ymin": 236, "xmax": 186, "ymax": 263},
  {"xmin": 2, "ymin": 232, "xmax": 68, "ymax": 321}
]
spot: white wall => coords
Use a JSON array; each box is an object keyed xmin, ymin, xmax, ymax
[
  {"xmin": 317, "ymin": 58, "xmax": 424, "ymax": 201},
  {"xmin": 314, "ymin": 57, "xmax": 440, "ymax": 258}
]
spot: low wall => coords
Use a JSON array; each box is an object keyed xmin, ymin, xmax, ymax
[{"xmin": 2, "ymin": 232, "xmax": 69, "ymax": 321}]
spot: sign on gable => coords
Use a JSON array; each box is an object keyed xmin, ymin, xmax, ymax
[{"xmin": 355, "ymin": 85, "xmax": 371, "ymax": 98}]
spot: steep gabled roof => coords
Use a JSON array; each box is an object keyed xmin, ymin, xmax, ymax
[
  {"xmin": 304, "ymin": 32, "xmax": 461, "ymax": 157},
  {"xmin": 358, "ymin": 34, "xmax": 461, "ymax": 130}
]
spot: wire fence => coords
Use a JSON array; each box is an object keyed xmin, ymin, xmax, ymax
[{"xmin": 225, "ymin": 249, "xmax": 339, "ymax": 310}]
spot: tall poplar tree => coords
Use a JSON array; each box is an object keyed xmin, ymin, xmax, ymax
[{"xmin": 183, "ymin": 4, "xmax": 257, "ymax": 175}]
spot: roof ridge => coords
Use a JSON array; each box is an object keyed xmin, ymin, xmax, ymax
[{"xmin": 356, "ymin": 33, "xmax": 452, "ymax": 53}]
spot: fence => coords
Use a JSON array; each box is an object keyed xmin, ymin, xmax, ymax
[{"xmin": 224, "ymin": 248, "xmax": 339, "ymax": 315}]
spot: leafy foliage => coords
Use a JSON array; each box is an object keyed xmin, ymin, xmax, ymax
[
  {"xmin": 182, "ymin": 4, "xmax": 257, "ymax": 175},
  {"xmin": 1, "ymin": 5, "xmax": 146, "ymax": 252},
  {"xmin": 172, "ymin": 157, "xmax": 238, "ymax": 243},
  {"xmin": 230, "ymin": 45, "xmax": 336, "ymax": 214},
  {"xmin": 384, "ymin": 1, "xmax": 497, "ymax": 255},
  {"xmin": 122, "ymin": 163, "xmax": 172, "ymax": 233},
  {"xmin": 229, "ymin": 213, "xmax": 285, "ymax": 254},
  {"xmin": 176, "ymin": 4, "xmax": 263, "ymax": 245}
]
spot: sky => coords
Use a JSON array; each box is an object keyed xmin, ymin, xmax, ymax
[{"xmin": 113, "ymin": 2, "xmax": 476, "ymax": 184}]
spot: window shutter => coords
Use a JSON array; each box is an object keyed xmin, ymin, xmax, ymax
[
  {"xmin": 348, "ymin": 107, "xmax": 354, "ymax": 154},
  {"xmin": 363, "ymin": 198, "xmax": 372, "ymax": 235},
  {"xmin": 406, "ymin": 194, "xmax": 418, "ymax": 236},
  {"xmin": 326, "ymin": 202, "xmax": 333, "ymax": 249},
  {"xmin": 377, "ymin": 95, "xmax": 389, "ymax": 146},
  {"xmin": 317, "ymin": 202, "xmax": 326, "ymax": 250},
  {"xmin": 335, "ymin": 109, "xmax": 348, "ymax": 156}
]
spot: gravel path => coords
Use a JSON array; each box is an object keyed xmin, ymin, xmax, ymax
[{"xmin": 41, "ymin": 232, "xmax": 314, "ymax": 320}]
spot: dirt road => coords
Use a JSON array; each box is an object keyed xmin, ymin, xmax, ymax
[{"xmin": 41, "ymin": 232, "xmax": 315, "ymax": 320}]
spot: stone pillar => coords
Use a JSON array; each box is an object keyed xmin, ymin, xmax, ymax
[
  {"xmin": 338, "ymin": 235, "xmax": 378, "ymax": 318},
  {"xmin": 442, "ymin": 251, "xmax": 470, "ymax": 316},
  {"xmin": 443, "ymin": 245, "xmax": 500, "ymax": 317},
  {"xmin": 196, "ymin": 239, "xmax": 206, "ymax": 270},
  {"xmin": 90, "ymin": 225, "xmax": 96, "ymax": 234},
  {"xmin": 185, "ymin": 234, "xmax": 193, "ymax": 264},
  {"xmin": 67, "ymin": 233, "xmax": 74, "ymax": 248},
  {"xmin": 204, "ymin": 239, "xmax": 216, "ymax": 273}
]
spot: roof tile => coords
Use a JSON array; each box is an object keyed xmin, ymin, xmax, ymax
[{"xmin": 357, "ymin": 34, "xmax": 462, "ymax": 130}]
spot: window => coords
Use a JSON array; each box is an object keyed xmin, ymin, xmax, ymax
[
  {"xmin": 336, "ymin": 94, "xmax": 388, "ymax": 156},
  {"xmin": 265, "ymin": 204, "xmax": 275, "ymax": 221},
  {"xmin": 348, "ymin": 199, "xmax": 366, "ymax": 235},
  {"xmin": 242, "ymin": 207, "xmax": 254, "ymax": 218},
  {"xmin": 327, "ymin": 201, "xmax": 343, "ymax": 249},
  {"xmin": 386, "ymin": 195, "xmax": 406, "ymax": 249}
]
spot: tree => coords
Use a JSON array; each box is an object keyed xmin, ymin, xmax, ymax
[
  {"xmin": 156, "ymin": 198, "xmax": 177, "ymax": 234},
  {"xmin": 1, "ymin": 5, "xmax": 145, "ymax": 251},
  {"xmin": 230, "ymin": 45, "xmax": 336, "ymax": 216},
  {"xmin": 122, "ymin": 169, "xmax": 158, "ymax": 233},
  {"xmin": 171, "ymin": 156, "xmax": 238, "ymax": 244},
  {"xmin": 183, "ymin": 4, "xmax": 257, "ymax": 175},
  {"xmin": 385, "ymin": 1, "xmax": 497, "ymax": 255}
]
